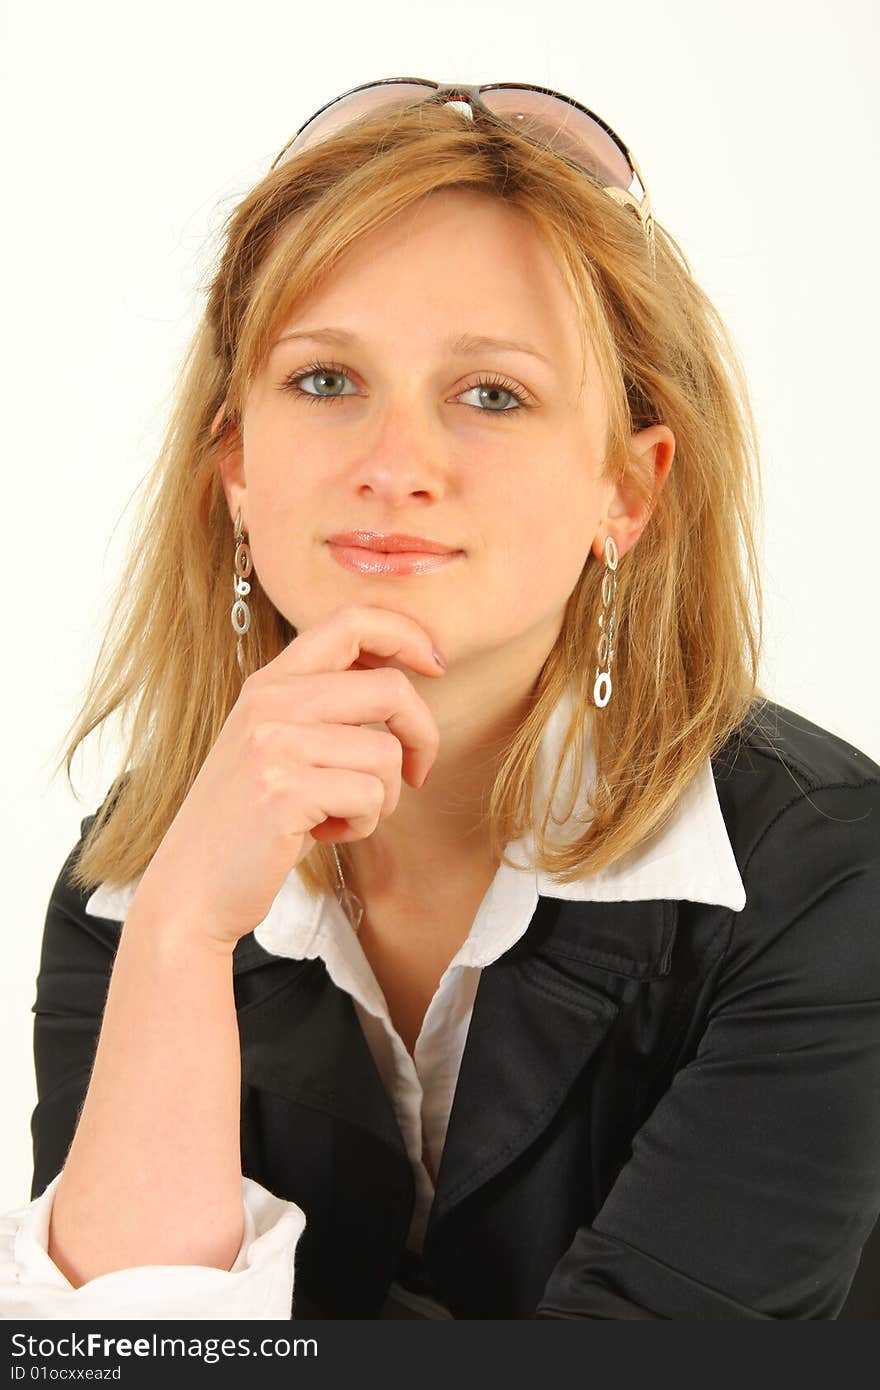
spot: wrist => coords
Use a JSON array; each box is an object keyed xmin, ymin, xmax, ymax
[{"xmin": 123, "ymin": 892, "xmax": 238, "ymax": 962}]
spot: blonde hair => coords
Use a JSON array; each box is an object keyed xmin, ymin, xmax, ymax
[{"xmin": 57, "ymin": 99, "xmax": 766, "ymax": 901}]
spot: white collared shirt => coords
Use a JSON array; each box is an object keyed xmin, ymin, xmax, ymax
[{"xmin": 0, "ymin": 684, "xmax": 746, "ymax": 1318}]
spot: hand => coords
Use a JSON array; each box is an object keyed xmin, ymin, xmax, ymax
[{"xmin": 128, "ymin": 605, "xmax": 446, "ymax": 950}]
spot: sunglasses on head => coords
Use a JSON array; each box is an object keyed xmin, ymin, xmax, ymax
[{"xmin": 270, "ymin": 77, "xmax": 655, "ymax": 272}]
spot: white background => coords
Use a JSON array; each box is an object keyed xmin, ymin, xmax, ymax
[{"xmin": 1, "ymin": 0, "xmax": 877, "ymax": 1209}]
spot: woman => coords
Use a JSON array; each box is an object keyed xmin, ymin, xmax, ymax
[{"xmin": 2, "ymin": 79, "xmax": 879, "ymax": 1320}]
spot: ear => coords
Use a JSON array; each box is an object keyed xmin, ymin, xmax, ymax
[
  {"xmin": 590, "ymin": 424, "xmax": 675, "ymax": 564},
  {"xmin": 211, "ymin": 402, "xmax": 247, "ymax": 529}
]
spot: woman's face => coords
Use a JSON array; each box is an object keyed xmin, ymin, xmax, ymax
[{"xmin": 220, "ymin": 187, "xmax": 673, "ymax": 676}]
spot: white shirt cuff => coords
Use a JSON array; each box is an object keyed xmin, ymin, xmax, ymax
[{"xmin": 0, "ymin": 1171, "xmax": 306, "ymax": 1319}]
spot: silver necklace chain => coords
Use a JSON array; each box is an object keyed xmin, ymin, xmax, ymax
[{"xmin": 331, "ymin": 842, "xmax": 365, "ymax": 934}]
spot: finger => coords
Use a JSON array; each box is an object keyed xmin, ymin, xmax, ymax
[
  {"xmin": 250, "ymin": 669, "xmax": 437, "ymax": 788},
  {"xmin": 296, "ymin": 764, "xmax": 388, "ymax": 840},
  {"xmin": 283, "ymin": 605, "xmax": 447, "ymax": 680},
  {"xmin": 258, "ymin": 722, "xmax": 404, "ymax": 817}
]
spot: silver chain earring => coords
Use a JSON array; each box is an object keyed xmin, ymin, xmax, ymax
[
  {"xmin": 593, "ymin": 535, "xmax": 619, "ymax": 708},
  {"xmin": 231, "ymin": 508, "xmax": 253, "ymax": 679}
]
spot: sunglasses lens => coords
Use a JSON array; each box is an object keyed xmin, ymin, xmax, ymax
[
  {"xmin": 276, "ymin": 82, "xmax": 436, "ymax": 163},
  {"xmin": 275, "ymin": 82, "xmax": 636, "ymax": 198},
  {"xmin": 478, "ymin": 87, "xmax": 633, "ymax": 190}
]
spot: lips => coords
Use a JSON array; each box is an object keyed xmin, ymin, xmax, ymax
[
  {"xmin": 327, "ymin": 531, "xmax": 460, "ymax": 555},
  {"xmin": 327, "ymin": 540, "xmax": 462, "ymax": 578}
]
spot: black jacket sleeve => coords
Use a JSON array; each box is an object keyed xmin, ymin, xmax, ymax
[
  {"xmin": 535, "ymin": 779, "xmax": 880, "ymax": 1319},
  {"xmin": 29, "ymin": 814, "xmax": 121, "ymax": 1201}
]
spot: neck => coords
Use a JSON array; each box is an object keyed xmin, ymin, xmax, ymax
[{"xmin": 341, "ymin": 624, "xmax": 559, "ymax": 902}]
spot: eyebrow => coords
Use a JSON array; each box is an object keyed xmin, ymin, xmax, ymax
[{"xmin": 270, "ymin": 326, "xmax": 553, "ymax": 366}]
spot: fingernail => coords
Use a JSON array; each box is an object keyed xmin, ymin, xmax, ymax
[
  {"xmin": 423, "ymin": 767, "xmax": 433, "ymax": 785},
  {"xmin": 432, "ymin": 648, "xmax": 448, "ymax": 670}
]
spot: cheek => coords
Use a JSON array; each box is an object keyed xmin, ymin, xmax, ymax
[
  {"xmin": 467, "ymin": 516, "xmax": 591, "ymax": 652},
  {"xmin": 490, "ymin": 475, "xmax": 597, "ymax": 598},
  {"xmin": 242, "ymin": 473, "xmax": 315, "ymax": 610},
  {"xmin": 244, "ymin": 442, "xmax": 320, "ymax": 545}
]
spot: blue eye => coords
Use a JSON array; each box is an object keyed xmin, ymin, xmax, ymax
[
  {"xmin": 278, "ymin": 360, "xmax": 531, "ymax": 416},
  {"xmin": 457, "ymin": 381, "xmax": 526, "ymax": 413},
  {"xmin": 284, "ymin": 363, "xmax": 359, "ymax": 402}
]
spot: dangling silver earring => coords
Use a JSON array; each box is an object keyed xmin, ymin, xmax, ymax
[
  {"xmin": 593, "ymin": 535, "xmax": 619, "ymax": 708},
  {"xmin": 231, "ymin": 507, "xmax": 253, "ymax": 679}
]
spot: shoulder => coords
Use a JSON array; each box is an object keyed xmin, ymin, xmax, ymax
[
  {"xmin": 714, "ymin": 696, "xmax": 880, "ymax": 789},
  {"xmin": 36, "ymin": 808, "xmax": 125, "ymax": 986},
  {"xmin": 711, "ymin": 697, "xmax": 880, "ymax": 871},
  {"xmin": 709, "ymin": 699, "xmax": 880, "ymax": 998}
]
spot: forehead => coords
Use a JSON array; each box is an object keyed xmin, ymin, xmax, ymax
[{"xmin": 267, "ymin": 188, "xmax": 594, "ymax": 381}]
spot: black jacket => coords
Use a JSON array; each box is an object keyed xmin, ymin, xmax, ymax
[{"xmin": 30, "ymin": 698, "xmax": 880, "ymax": 1319}]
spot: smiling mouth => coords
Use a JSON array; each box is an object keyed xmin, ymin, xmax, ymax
[
  {"xmin": 328, "ymin": 532, "xmax": 461, "ymax": 555},
  {"xmin": 326, "ymin": 541, "xmax": 463, "ymax": 577}
]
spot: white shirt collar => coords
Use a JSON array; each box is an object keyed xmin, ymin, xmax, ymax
[{"xmin": 85, "ymin": 681, "xmax": 746, "ymax": 970}]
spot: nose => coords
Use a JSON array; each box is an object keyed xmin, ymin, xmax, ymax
[{"xmin": 350, "ymin": 408, "xmax": 451, "ymax": 506}]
